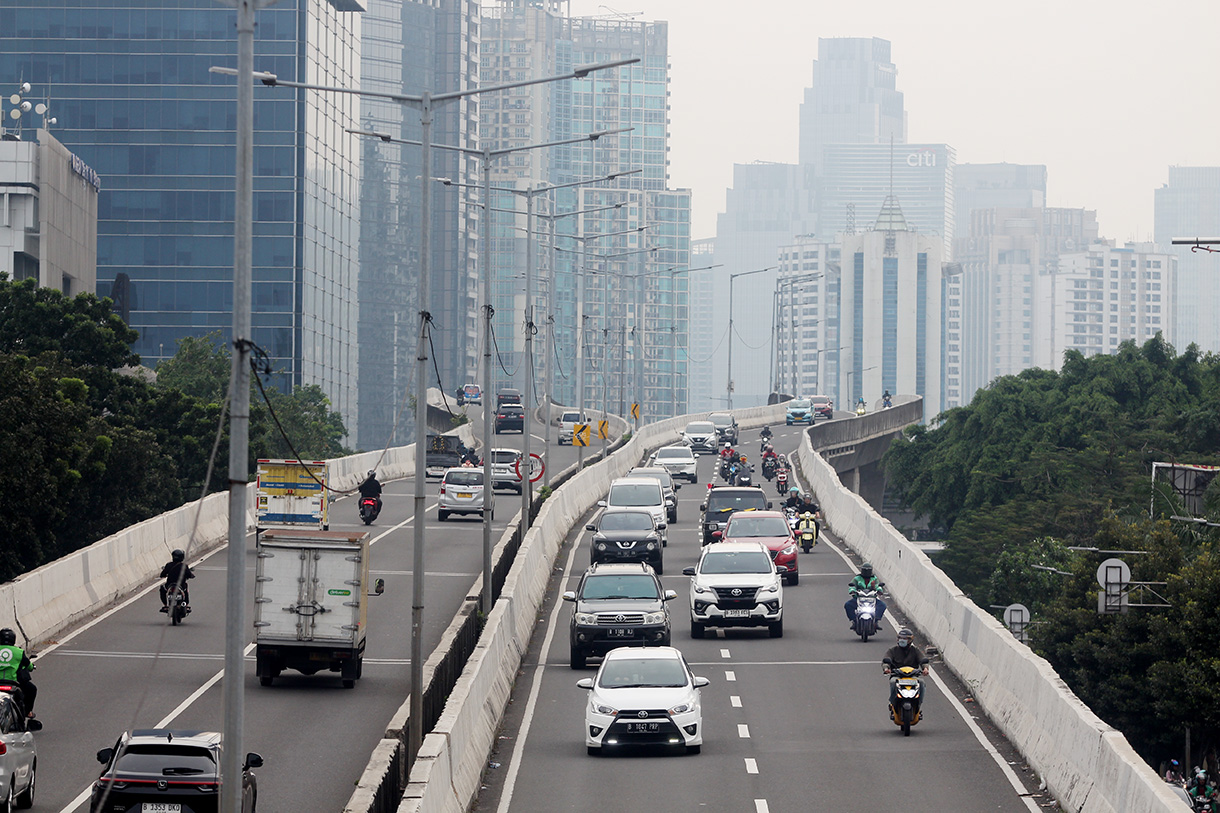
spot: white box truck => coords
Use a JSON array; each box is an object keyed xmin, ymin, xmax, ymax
[{"xmin": 253, "ymin": 528, "xmax": 382, "ymax": 688}]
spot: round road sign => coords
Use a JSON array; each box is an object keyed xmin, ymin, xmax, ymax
[
  {"xmin": 1096, "ymin": 557, "xmax": 1131, "ymax": 589},
  {"xmin": 515, "ymin": 452, "xmax": 545, "ymax": 483}
]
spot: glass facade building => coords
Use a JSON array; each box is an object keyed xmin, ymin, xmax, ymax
[
  {"xmin": 1155, "ymin": 167, "xmax": 1220, "ymax": 354},
  {"xmin": 0, "ymin": 0, "xmax": 362, "ymax": 429}
]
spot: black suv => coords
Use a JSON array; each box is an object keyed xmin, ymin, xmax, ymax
[
  {"xmin": 709, "ymin": 412, "xmax": 739, "ymax": 444},
  {"xmin": 495, "ymin": 403, "xmax": 525, "ymax": 433},
  {"xmin": 587, "ymin": 508, "xmax": 664, "ymax": 573},
  {"xmin": 700, "ymin": 485, "xmax": 772, "ymax": 545},
  {"xmin": 563, "ymin": 562, "xmax": 676, "ymax": 669},
  {"xmin": 91, "ymin": 728, "xmax": 263, "ymax": 812},
  {"xmin": 497, "ymin": 388, "xmax": 522, "ymax": 406}
]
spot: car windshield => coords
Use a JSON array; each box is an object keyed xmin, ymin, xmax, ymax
[
  {"xmin": 789, "ymin": 400, "xmax": 810, "ymax": 409},
  {"xmin": 699, "ymin": 550, "xmax": 774, "ymax": 574},
  {"xmin": 598, "ymin": 657, "xmax": 688, "ymax": 689},
  {"xmin": 710, "ymin": 414, "xmax": 732, "ymax": 427},
  {"xmin": 599, "ymin": 512, "xmax": 655, "ymax": 532},
  {"xmin": 706, "ymin": 493, "xmax": 766, "ymax": 513},
  {"xmin": 811, "ymin": 397, "xmax": 830, "ymax": 405},
  {"xmin": 726, "ymin": 516, "xmax": 790, "ymax": 537},
  {"xmin": 113, "ymin": 745, "xmax": 216, "ymax": 776},
  {"xmin": 655, "ymin": 448, "xmax": 693, "ymax": 461},
  {"xmin": 581, "ymin": 574, "xmax": 660, "ymax": 600},
  {"xmin": 491, "ymin": 450, "xmax": 519, "ymax": 464},
  {"xmin": 609, "ymin": 483, "xmax": 661, "ymax": 506},
  {"xmin": 561, "ymin": 412, "xmax": 580, "ymax": 422},
  {"xmin": 685, "ymin": 422, "xmax": 714, "ymax": 434},
  {"xmin": 631, "ymin": 470, "xmax": 671, "ymax": 487},
  {"xmin": 445, "ymin": 471, "xmax": 484, "ymax": 486}
]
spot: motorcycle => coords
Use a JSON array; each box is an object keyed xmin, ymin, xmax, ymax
[
  {"xmin": 784, "ymin": 506, "xmax": 799, "ymax": 531},
  {"xmin": 761, "ymin": 456, "xmax": 778, "ymax": 481},
  {"xmin": 759, "ymin": 426, "xmax": 773, "ymax": 444},
  {"xmin": 882, "ymin": 395, "xmax": 893, "ymax": 409},
  {"xmin": 359, "ymin": 496, "xmax": 382, "ymax": 525},
  {"xmin": 883, "ymin": 661, "xmax": 927, "ymax": 736},
  {"xmin": 719, "ymin": 456, "xmax": 733, "ymax": 481},
  {"xmin": 852, "ymin": 587, "xmax": 882, "ymax": 641},
  {"xmin": 775, "ymin": 469, "xmax": 789, "ymax": 495},
  {"xmin": 796, "ymin": 519, "xmax": 818, "ymax": 553},
  {"xmin": 732, "ymin": 463, "xmax": 754, "ymax": 487},
  {"xmin": 166, "ymin": 583, "xmax": 191, "ymax": 626},
  {"xmin": 855, "ymin": 402, "xmax": 867, "ymax": 416}
]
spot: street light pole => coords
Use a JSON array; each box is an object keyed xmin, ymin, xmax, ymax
[{"xmin": 727, "ymin": 266, "xmax": 775, "ymax": 410}]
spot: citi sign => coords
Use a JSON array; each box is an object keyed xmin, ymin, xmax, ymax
[{"xmin": 906, "ymin": 150, "xmax": 938, "ymax": 167}]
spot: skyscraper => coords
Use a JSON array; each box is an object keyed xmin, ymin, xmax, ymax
[
  {"xmin": 1155, "ymin": 167, "xmax": 1220, "ymax": 354},
  {"xmin": 1, "ymin": 1, "xmax": 362, "ymax": 430}
]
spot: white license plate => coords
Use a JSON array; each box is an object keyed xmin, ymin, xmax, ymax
[
  {"xmin": 457, "ymin": 492, "xmax": 473, "ymax": 499},
  {"xmin": 723, "ymin": 609, "xmax": 750, "ymax": 618},
  {"xmin": 143, "ymin": 805, "xmax": 183, "ymax": 813},
  {"xmin": 625, "ymin": 721, "xmax": 661, "ymax": 732}
]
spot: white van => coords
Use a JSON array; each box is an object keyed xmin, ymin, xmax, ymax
[
  {"xmin": 599, "ymin": 477, "xmax": 668, "ymax": 547},
  {"xmin": 558, "ymin": 410, "xmax": 582, "ymax": 445}
]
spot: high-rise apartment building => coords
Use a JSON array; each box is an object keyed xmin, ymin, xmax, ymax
[
  {"xmin": 798, "ymin": 37, "xmax": 906, "ymax": 170},
  {"xmin": 1155, "ymin": 167, "xmax": 1220, "ymax": 354},
  {"xmin": 1, "ymin": 1, "xmax": 363, "ymax": 432},
  {"xmin": 775, "ymin": 235, "xmax": 835, "ymax": 398},
  {"xmin": 358, "ymin": 0, "xmax": 480, "ymax": 448},
  {"xmin": 1034, "ymin": 242, "xmax": 1175, "ymax": 367}
]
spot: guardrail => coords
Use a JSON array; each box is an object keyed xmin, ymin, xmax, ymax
[{"xmin": 793, "ymin": 427, "xmax": 1182, "ymax": 813}]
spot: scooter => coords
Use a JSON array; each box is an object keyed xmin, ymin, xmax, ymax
[
  {"xmin": 852, "ymin": 587, "xmax": 882, "ymax": 641},
  {"xmin": 762, "ymin": 457, "xmax": 778, "ymax": 481},
  {"xmin": 166, "ymin": 584, "xmax": 191, "ymax": 626},
  {"xmin": 796, "ymin": 519, "xmax": 818, "ymax": 553},
  {"xmin": 883, "ymin": 660, "xmax": 928, "ymax": 736},
  {"xmin": 359, "ymin": 496, "xmax": 382, "ymax": 525},
  {"xmin": 855, "ymin": 402, "xmax": 867, "ymax": 416},
  {"xmin": 733, "ymin": 463, "xmax": 754, "ymax": 488},
  {"xmin": 775, "ymin": 469, "xmax": 789, "ymax": 495}
]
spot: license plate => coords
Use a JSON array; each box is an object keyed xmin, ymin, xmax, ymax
[
  {"xmin": 457, "ymin": 492, "xmax": 473, "ymax": 499},
  {"xmin": 723, "ymin": 609, "xmax": 750, "ymax": 618},
  {"xmin": 309, "ymin": 651, "xmax": 331, "ymax": 661},
  {"xmin": 625, "ymin": 721, "xmax": 661, "ymax": 732},
  {"xmin": 143, "ymin": 805, "xmax": 183, "ymax": 813},
  {"xmin": 607, "ymin": 628, "xmax": 635, "ymax": 638}
]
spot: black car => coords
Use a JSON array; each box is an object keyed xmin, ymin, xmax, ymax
[
  {"xmin": 700, "ymin": 485, "xmax": 772, "ymax": 545},
  {"xmin": 562, "ymin": 562, "xmax": 676, "ymax": 669},
  {"xmin": 495, "ymin": 404, "xmax": 525, "ymax": 433},
  {"xmin": 497, "ymin": 388, "xmax": 522, "ymax": 406},
  {"xmin": 91, "ymin": 729, "xmax": 262, "ymax": 813},
  {"xmin": 587, "ymin": 507, "xmax": 665, "ymax": 573},
  {"xmin": 709, "ymin": 412, "xmax": 739, "ymax": 444}
]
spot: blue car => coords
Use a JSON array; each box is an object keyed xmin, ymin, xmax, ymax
[{"xmin": 786, "ymin": 399, "xmax": 813, "ymax": 425}]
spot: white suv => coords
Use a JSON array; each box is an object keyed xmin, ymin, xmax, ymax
[
  {"xmin": 682, "ymin": 541, "xmax": 785, "ymax": 639},
  {"xmin": 489, "ymin": 447, "xmax": 523, "ymax": 493},
  {"xmin": 438, "ymin": 467, "xmax": 494, "ymax": 521},
  {"xmin": 599, "ymin": 477, "xmax": 668, "ymax": 547},
  {"xmin": 557, "ymin": 410, "xmax": 582, "ymax": 445},
  {"xmin": 648, "ymin": 445, "xmax": 698, "ymax": 483}
]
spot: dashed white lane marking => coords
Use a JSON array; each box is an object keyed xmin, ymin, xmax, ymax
[
  {"xmin": 754, "ymin": 800, "xmax": 770, "ymax": 813},
  {"xmin": 737, "ymin": 724, "xmax": 750, "ymax": 738},
  {"xmin": 720, "ymin": 648, "xmax": 731, "ymax": 659},
  {"xmin": 744, "ymin": 758, "xmax": 758, "ymax": 774},
  {"xmin": 725, "ymin": 670, "xmax": 736, "ymax": 681},
  {"xmin": 730, "ymin": 695, "xmax": 742, "ymax": 708}
]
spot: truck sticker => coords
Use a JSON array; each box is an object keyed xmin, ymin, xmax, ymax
[{"xmin": 328, "ymin": 588, "xmax": 351, "ymax": 596}]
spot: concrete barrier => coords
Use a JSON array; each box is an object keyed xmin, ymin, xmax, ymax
[{"xmin": 794, "ymin": 431, "xmax": 1183, "ymax": 813}]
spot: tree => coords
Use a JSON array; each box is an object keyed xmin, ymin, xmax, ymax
[
  {"xmin": 153, "ymin": 331, "xmax": 230, "ymax": 404},
  {"xmin": 0, "ymin": 276, "xmax": 138, "ymax": 369}
]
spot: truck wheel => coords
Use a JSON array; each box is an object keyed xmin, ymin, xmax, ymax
[
  {"xmin": 342, "ymin": 678, "xmax": 355, "ymax": 689},
  {"xmin": 259, "ymin": 675, "xmax": 273, "ymax": 687}
]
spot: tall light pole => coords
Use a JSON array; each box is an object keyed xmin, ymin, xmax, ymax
[
  {"xmin": 218, "ymin": 54, "xmax": 640, "ymax": 763},
  {"xmin": 726, "ymin": 266, "xmax": 776, "ymax": 410},
  {"xmin": 846, "ymin": 364, "xmax": 878, "ymax": 406},
  {"xmin": 817, "ymin": 346, "xmax": 848, "ymax": 400}
]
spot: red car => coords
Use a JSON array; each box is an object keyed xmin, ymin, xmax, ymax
[
  {"xmin": 810, "ymin": 395, "xmax": 834, "ymax": 420},
  {"xmin": 716, "ymin": 510, "xmax": 799, "ymax": 585}
]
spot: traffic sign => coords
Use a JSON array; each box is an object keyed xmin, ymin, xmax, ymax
[
  {"xmin": 630, "ymin": 403, "xmax": 639, "ymax": 420},
  {"xmin": 597, "ymin": 420, "xmax": 609, "ymax": 439},
  {"xmin": 1003, "ymin": 603, "xmax": 1031, "ymax": 642},
  {"xmin": 573, "ymin": 423, "xmax": 591, "ymax": 447},
  {"xmin": 514, "ymin": 452, "xmax": 545, "ymax": 483}
]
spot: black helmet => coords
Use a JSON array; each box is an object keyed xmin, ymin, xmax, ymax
[
  {"xmin": 860, "ymin": 562, "xmax": 873, "ymax": 578},
  {"xmin": 367, "ymin": 470, "xmax": 376, "ymax": 479},
  {"xmin": 0, "ymin": 629, "xmax": 15, "ymax": 646},
  {"xmin": 172, "ymin": 549, "xmax": 185, "ymax": 563},
  {"xmin": 897, "ymin": 628, "xmax": 914, "ymax": 648}
]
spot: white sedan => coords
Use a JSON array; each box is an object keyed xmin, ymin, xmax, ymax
[
  {"xmin": 576, "ymin": 646, "xmax": 708, "ymax": 755},
  {"xmin": 648, "ymin": 445, "xmax": 699, "ymax": 483}
]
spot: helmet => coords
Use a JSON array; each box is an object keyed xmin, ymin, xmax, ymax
[
  {"xmin": 897, "ymin": 628, "xmax": 914, "ymax": 648},
  {"xmin": 724, "ymin": 442, "xmax": 731, "ymax": 449},
  {"xmin": 367, "ymin": 470, "xmax": 377, "ymax": 478},
  {"xmin": 789, "ymin": 486, "xmax": 799, "ymax": 494},
  {"xmin": 172, "ymin": 549, "xmax": 185, "ymax": 563},
  {"xmin": 860, "ymin": 562, "xmax": 873, "ymax": 578},
  {"xmin": 0, "ymin": 629, "xmax": 15, "ymax": 646}
]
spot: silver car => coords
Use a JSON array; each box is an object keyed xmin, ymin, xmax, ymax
[
  {"xmin": 489, "ymin": 447, "xmax": 523, "ymax": 493},
  {"xmin": 648, "ymin": 445, "xmax": 698, "ymax": 483},
  {"xmin": 438, "ymin": 467, "xmax": 494, "ymax": 521},
  {"xmin": 557, "ymin": 410, "xmax": 582, "ymax": 445},
  {"xmin": 0, "ymin": 691, "xmax": 36, "ymax": 807},
  {"xmin": 682, "ymin": 421, "xmax": 718, "ymax": 455}
]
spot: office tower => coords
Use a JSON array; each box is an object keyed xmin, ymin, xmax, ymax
[
  {"xmin": 358, "ymin": 0, "xmax": 480, "ymax": 447},
  {"xmin": 687, "ymin": 237, "xmax": 717, "ymax": 411},
  {"xmin": 798, "ymin": 37, "xmax": 906, "ymax": 170},
  {"xmin": 1155, "ymin": 167, "xmax": 1220, "ymax": 353},
  {"xmin": 1034, "ymin": 242, "xmax": 1175, "ymax": 367},
  {"xmin": 775, "ymin": 235, "xmax": 836, "ymax": 399},
  {"xmin": 1, "ymin": 1, "xmax": 362, "ymax": 432}
]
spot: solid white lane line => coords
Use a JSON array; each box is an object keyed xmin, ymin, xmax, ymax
[
  {"xmin": 754, "ymin": 800, "xmax": 770, "ymax": 813},
  {"xmin": 737, "ymin": 724, "xmax": 750, "ymax": 738},
  {"xmin": 725, "ymin": 670, "xmax": 736, "ymax": 681},
  {"xmin": 720, "ymin": 648, "xmax": 731, "ymax": 659},
  {"xmin": 495, "ymin": 518, "xmax": 584, "ymax": 813},
  {"xmin": 730, "ymin": 695, "xmax": 742, "ymax": 708},
  {"xmin": 691, "ymin": 660, "xmax": 877, "ymax": 667},
  {"xmin": 744, "ymin": 758, "xmax": 758, "ymax": 774}
]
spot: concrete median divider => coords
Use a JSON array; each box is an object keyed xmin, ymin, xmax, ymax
[{"xmin": 794, "ymin": 430, "xmax": 1183, "ymax": 813}]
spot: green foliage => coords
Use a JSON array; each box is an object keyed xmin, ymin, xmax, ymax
[
  {"xmin": 154, "ymin": 331, "xmax": 230, "ymax": 404},
  {"xmin": 254, "ymin": 383, "xmax": 350, "ymax": 460},
  {"xmin": 0, "ymin": 276, "xmax": 139, "ymax": 369},
  {"xmin": 536, "ymin": 485, "xmax": 553, "ymax": 504}
]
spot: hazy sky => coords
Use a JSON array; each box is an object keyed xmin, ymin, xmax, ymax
[{"xmin": 568, "ymin": 0, "xmax": 1220, "ymax": 244}]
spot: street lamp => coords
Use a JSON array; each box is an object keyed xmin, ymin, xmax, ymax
[
  {"xmin": 816, "ymin": 346, "xmax": 848, "ymax": 398},
  {"xmin": 727, "ymin": 266, "xmax": 776, "ymax": 410},
  {"xmin": 775, "ymin": 272, "xmax": 821, "ymax": 397},
  {"xmin": 846, "ymin": 364, "xmax": 878, "ymax": 406},
  {"xmin": 216, "ymin": 54, "xmax": 640, "ymax": 763}
]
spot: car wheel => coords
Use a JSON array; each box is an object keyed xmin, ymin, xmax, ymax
[
  {"xmin": 13, "ymin": 761, "xmax": 32, "ymax": 810},
  {"xmin": 686, "ymin": 744, "xmax": 701, "ymax": 755},
  {"xmin": 587, "ymin": 746, "xmax": 599, "ymax": 756},
  {"xmin": 2, "ymin": 779, "xmax": 14, "ymax": 813},
  {"xmin": 570, "ymin": 646, "xmax": 586, "ymax": 669},
  {"xmin": 653, "ymin": 559, "xmax": 664, "ymax": 576},
  {"xmin": 438, "ymin": 510, "xmax": 448, "ymax": 521},
  {"xmin": 690, "ymin": 620, "xmax": 705, "ymax": 639},
  {"xmin": 769, "ymin": 618, "xmax": 784, "ymax": 638},
  {"xmin": 669, "ymin": 510, "xmax": 677, "ymax": 524},
  {"xmin": 787, "ymin": 572, "xmax": 799, "ymax": 586}
]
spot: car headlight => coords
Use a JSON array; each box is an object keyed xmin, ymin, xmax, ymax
[
  {"xmin": 595, "ymin": 542, "xmax": 607, "ymax": 551},
  {"xmin": 645, "ymin": 541, "xmax": 656, "ymax": 550},
  {"xmin": 707, "ymin": 522, "xmax": 720, "ymax": 530},
  {"xmin": 593, "ymin": 702, "xmax": 618, "ymax": 716},
  {"xmin": 779, "ymin": 545, "xmax": 797, "ymax": 556},
  {"xmin": 760, "ymin": 581, "xmax": 780, "ymax": 595},
  {"xmin": 575, "ymin": 613, "xmax": 598, "ymax": 625},
  {"xmin": 692, "ymin": 582, "xmax": 711, "ymax": 595},
  {"xmin": 644, "ymin": 611, "xmax": 666, "ymax": 624},
  {"xmin": 668, "ymin": 701, "xmax": 693, "ymax": 715}
]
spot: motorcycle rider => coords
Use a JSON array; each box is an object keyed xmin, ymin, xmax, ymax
[
  {"xmin": 796, "ymin": 511, "xmax": 819, "ymax": 542},
  {"xmin": 1165, "ymin": 759, "xmax": 1185, "ymax": 785},
  {"xmin": 783, "ymin": 486, "xmax": 803, "ymax": 511},
  {"xmin": 856, "ymin": 396, "xmax": 867, "ymax": 414},
  {"xmin": 358, "ymin": 469, "xmax": 383, "ymax": 511},
  {"xmin": 159, "ymin": 549, "xmax": 194, "ymax": 611},
  {"xmin": 882, "ymin": 390, "xmax": 893, "ymax": 409},
  {"xmin": 0, "ymin": 628, "xmax": 37, "ymax": 719},
  {"xmin": 882, "ymin": 628, "xmax": 929, "ymax": 709},
  {"xmin": 760, "ymin": 425, "xmax": 773, "ymax": 442},
  {"xmin": 1189, "ymin": 770, "xmax": 1219, "ymax": 806},
  {"xmin": 797, "ymin": 492, "xmax": 819, "ymax": 516},
  {"xmin": 845, "ymin": 562, "xmax": 887, "ymax": 630}
]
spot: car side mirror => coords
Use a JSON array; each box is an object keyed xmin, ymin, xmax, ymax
[
  {"xmin": 657, "ymin": 523, "xmax": 667, "ymax": 531},
  {"xmin": 97, "ymin": 747, "xmax": 114, "ymax": 765},
  {"xmin": 585, "ymin": 524, "xmax": 597, "ymax": 532},
  {"xmin": 699, "ymin": 504, "xmax": 707, "ymax": 512},
  {"xmin": 663, "ymin": 589, "xmax": 678, "ymax": 601},
  {"xmin": 681, "ymin": 567, "xmax": 696, "ymax": 576},
  {"xmin": 711, "ymin": 531, "xmax": 722, "ymax": 540},
  {"xmin": 693, "ymin": 676, "xmax": 710, "ymax": 688},
  {"xmin": 25, "ymin": 718, "xmax": 41, "ymax": 732},
  {"xmin": 245, "ymin": 752, "xmax": 264, "ymax": 770},
  {"xmin": 775, "ymin": 565, "xmax": 788, "ymax": 574},
  {"xmin": 562, "ymin": 591, "xmax": 577, "ymax": 602},
  {"xmin": 577, "ymin": 678, "xmax": 594, "ymax": 689},
  {"xmin": 674, "ymin": 483, "xmax": 681, "ymax": 491},
  {"xmin": 597, "ymin": 500, "xmax": 607, "ymax": 508}
]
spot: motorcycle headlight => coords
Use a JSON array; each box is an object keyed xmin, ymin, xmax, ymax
[
  {"xmin": 644, "ymin": 611, "xmax": 666, "ymax": 625},
  {"xmin": 779, "ymin": 545, "xmax": 797, "ymax": 557},
  {"xmin": 575, "ymin": 613, "xmax": 598, "ymax": 625}
]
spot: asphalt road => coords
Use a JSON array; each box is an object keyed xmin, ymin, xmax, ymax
[
  {"xmin": 472, "ymin": 423, "xmax": 1049, "ymax": 813},
  {"xmin": 35, "ymin": 409, "xmax": 603, "ymax": 813}
]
